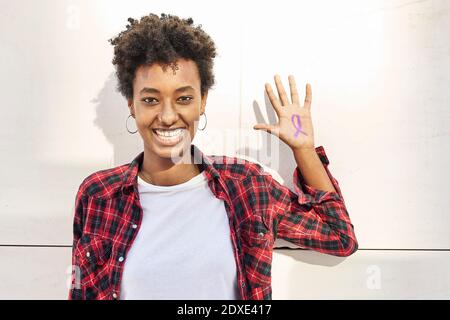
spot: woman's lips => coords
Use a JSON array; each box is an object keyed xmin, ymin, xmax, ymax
[{"xmin": 152, "ymin": 129, "xmax": 186, "ymax": 146}]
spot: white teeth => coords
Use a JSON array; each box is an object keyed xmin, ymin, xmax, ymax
[{"xmin": 154, "ymin": 129, "xmax": 184, "ymax": 137}]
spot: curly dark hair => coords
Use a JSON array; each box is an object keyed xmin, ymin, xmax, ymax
[{"xmin": 108, "ymin": 13, "xmax": 217, "ymax": 100}]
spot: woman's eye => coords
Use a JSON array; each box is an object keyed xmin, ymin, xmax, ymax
[
  {"xmin": 142, "ymin": 98, "xmax": 157, "ymax": 104},
  {"xmin": 142, "ymin": 97, "xmax": 192, "ymax": 104},
  {"xmin": 178, "ymin": 96, "xmax": 193, "ymax": 103}
]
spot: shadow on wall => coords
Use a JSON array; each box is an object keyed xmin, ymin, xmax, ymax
[
  {"xmin": 236, "ymin": 90, "xmax": 297, "ymax": 193},
  {"xmin": 91, "ymin": 72, "xmax": 142, "ymax": 167}
]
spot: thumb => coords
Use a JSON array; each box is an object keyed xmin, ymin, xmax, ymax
[{"xmin": 253, "ymin": 124, "xmax": 278, "ymax": 135}]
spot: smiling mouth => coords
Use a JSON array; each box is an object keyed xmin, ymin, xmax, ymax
[{"xmin": 152, "ymin": 128, "xmax": 186, "ymax": 146}]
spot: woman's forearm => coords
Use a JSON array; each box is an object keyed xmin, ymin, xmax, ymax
[{"xmin": 292, "ymin": 147, "xmax": 337, "ymax": 193}]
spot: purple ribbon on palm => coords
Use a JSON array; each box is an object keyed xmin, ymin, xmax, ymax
[{"xmin": 291, "ymin": 114, "xmax": 308, "ymax": 138}]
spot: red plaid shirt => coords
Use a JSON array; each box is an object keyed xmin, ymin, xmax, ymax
[{"xmin": 68, "ymin": 144, "xmax": 358, "ymax": 300}]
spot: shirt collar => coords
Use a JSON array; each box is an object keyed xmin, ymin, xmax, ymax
[{"xmin": 120, "ymin": 144, "xmax": 220, "ymax": 194}]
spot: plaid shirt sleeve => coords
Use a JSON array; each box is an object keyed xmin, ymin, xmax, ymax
[
  {"xmin": 68, "ymin": 186, "xmax": 87, "ymax": 300},
  {"xmin": 263, "ymin": 146, "xmax": 358, "ymax": 256}
]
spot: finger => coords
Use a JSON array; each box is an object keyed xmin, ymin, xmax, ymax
[
  {"xmin": 265, "ymin": 83, "xmax": 282, "ymax": 114},
  {"xmin": 253, "ymin": 124, "xmax": 279, "ymax": 136},
  {"xmin": 288, "ymin": 75, "xmax": 300, "ymax": 105},
  {"xmin": 274, "ymin": 74, "xmax": 290, "ymax": 106},
  {"xmin": 304, "ymin": 83, "xmax": 312, "ymax": 109}
]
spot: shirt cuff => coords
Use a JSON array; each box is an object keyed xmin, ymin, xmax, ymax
[{"xmin": 293, "ymin": 146, "xmax": 344, "ymax": 205}]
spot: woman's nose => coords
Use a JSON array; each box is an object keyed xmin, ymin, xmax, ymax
[{"xmin": 158, "ymin": 104, "xmax": 179, "ymax": 124}]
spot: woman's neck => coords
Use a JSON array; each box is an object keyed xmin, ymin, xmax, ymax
[{"xmin": 139, "ymin": 151, "xmax": 202, "ymax": 186}]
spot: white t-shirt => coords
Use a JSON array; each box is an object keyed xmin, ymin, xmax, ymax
[{"xmin": 120, "ymin": 170, "xmax": 239, "ymax": 299}]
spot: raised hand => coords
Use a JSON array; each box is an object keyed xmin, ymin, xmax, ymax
[{"xmin": 253, "ymin": 74, "xmax": 315, "ymax": 151}]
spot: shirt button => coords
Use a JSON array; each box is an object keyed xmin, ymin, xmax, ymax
[
  {"xmin": 241, "ymin": 281, "xmax": 246, "ymax": 288},
  {"xmin": 258, "ymin": 232, "xmax": 265, "ymax": 238},
  {"xmin": 132, "ymin": 224, "xmax": 138, "ymax": 229},
  {"xmin": 86, "ymin": 252, "xmax": 90, "ymax": 258},
  {"xmin": 118, "ymin": 256, "xmax": 124, "ymax": 262},
  {"xmin": 112, "ymin": 293, "xmax": 118, "ymax": 299}
]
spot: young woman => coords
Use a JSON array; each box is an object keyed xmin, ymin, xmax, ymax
[{"xmin": 68, "ymin": 13, "xmax": 358, "ymax": 300}]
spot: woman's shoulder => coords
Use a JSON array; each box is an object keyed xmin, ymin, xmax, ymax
[
  {"xmin": 209, "ymin": 154, "xmax": 268, "ymax": 177},
  {"xmin": 76, "ymin": 162, "xmax": 130, "ymax": 199}
]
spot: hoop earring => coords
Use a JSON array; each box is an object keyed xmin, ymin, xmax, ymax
[
  {"xmin": 198, "ymin": 112, "xmax": 207, "ymax": 131},
  {"xmin": 126, "ymin": 114, "xmax": 138, "ymax": 134}
]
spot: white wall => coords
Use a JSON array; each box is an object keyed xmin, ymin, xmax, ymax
[{"xmin": 0, "ymin": 0, "xmax": 449, "ymax": 299}]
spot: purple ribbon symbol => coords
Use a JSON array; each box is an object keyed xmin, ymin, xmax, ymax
[{"xmin": 291, "ymin": 114, "xmax": 308, "ymax": 138}]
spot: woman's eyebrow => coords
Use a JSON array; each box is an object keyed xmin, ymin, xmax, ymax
[{"xmin": 139, "ymin": 86, "xmax": 195, "ymax": 95}]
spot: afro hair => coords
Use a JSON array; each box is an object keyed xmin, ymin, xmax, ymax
[{"xmin": 108, "ymin": 13, "xmax": 217, "ymax": 100}]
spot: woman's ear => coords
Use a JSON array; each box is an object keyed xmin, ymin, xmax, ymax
[
  {"xmin": 128, "ymin": 98, "xmax": 135, "ymax": 117},
  {"xmin": 201, "ymin": 91, "xmax": 208, "ymax": 114}
]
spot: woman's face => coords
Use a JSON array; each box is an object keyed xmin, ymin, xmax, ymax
[{"xmin": 128, "ymin": 58, "xmax": 208, "ymax": 163}]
